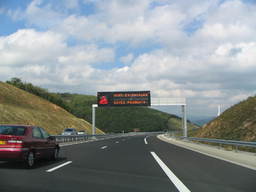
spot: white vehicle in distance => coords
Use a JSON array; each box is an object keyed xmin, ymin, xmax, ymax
[
  {"xmin": 77, "ymin": 130, "xmax": 86, "ymax": 135},
  {"xmin": 62, "ymin": 128, "xmax": 77, "ymax": 136}
]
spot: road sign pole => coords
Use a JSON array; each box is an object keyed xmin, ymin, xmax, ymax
[
  {"xmin": 181, "ymin": 106, "xmax": 184, "ymax": 136},
  {"xmin": 182, "ymin": 104, "xmax": 187, "ymax": 138},
  {"xmin": 92, "ymin": 104, "xmax": 98, "ymax": 135}
]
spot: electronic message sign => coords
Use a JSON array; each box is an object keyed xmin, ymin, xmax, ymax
[{"xmin": 97, "ymin": 91, "xmax": 151, "ymax": 107}]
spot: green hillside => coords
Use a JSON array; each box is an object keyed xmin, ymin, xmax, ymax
[
  {"xmin": 0, "ymin": 82, "xmax": 103, "ymax": 135},
  {"xmin": 196, "ymin": 96, "xmax": 256, "ymax": 141},
  {"xmin": 4, "ymin": 78, "xmax": 199, "ymax": 133},
  {"xmin": 59, "ymin": 93, "xmax": 199, "ymax": 133}
]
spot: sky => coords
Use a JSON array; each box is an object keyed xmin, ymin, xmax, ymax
[{"xmin": 0, "ymin": 0, "xmax": 256, "ymax": 118}]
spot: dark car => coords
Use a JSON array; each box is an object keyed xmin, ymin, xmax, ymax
[{"xmin": 0, "ymin": 125, "xmax": 59, "ymax": 168}]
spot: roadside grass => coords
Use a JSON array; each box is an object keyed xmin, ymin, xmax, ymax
[
  {"xmin": 196, "ymin": 96, "xmax": 256, "ymax": 142},
  {"xmin": 0, "ymin": 82, "xmax": 103, "ymax": 135},
  {"xmin": 167, "ymin": 129, "xmax": 256, "ymax": 153}
]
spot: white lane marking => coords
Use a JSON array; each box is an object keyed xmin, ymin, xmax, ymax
[
  {"xmin": 144, "ymin": 136, "xmax": 148, "ymax": 144},
  {"xmin": 150, "ymin": 152, "xmax": 190, "ymax": 192},
  {"xmin": 46, "ymin": 161, "xmax": 72, "ymax": 173},
  {"xmin": 101, "ymin": 146, "xmax": 108, "ymax": 149},
  {"xmin": 115, "ymin": 141, "xmax": 119, "ymax": 144}
]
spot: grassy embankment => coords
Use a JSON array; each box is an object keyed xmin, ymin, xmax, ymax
[
  {"xmin": 194, "ymin": 96, "xmax": 256, "ymax": 152},
  {"xmin": 0, "ymin": 82, "xmax": 103, "ymax": 135},
  {"xmin": 196, "ymin": 96, "xmax": 256, "ymax": 141}
]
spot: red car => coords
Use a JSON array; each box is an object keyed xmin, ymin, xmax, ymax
[{"xmin": 0, "ymin": 125, "xmax": 59, "ymax": 168}]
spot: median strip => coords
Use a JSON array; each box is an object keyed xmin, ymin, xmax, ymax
[
  {"xmin": 150, "ymin": 152, "xmax": 190, "ymax": 192},
  {"xmin": 46, "ymin": 161, "xmax": 72, "ymax": 173}
]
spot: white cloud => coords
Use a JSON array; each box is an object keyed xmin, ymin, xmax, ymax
[
  {"xmin": 209, "ymin": 42, "xmax": 256, "ymax": 71},
  {"xmin": 195, "ymin": 0, "xmax": 256, "ymax": 43},
  {"xmin": 120, "ymin": 53, "xmax": 134, "ymax": 64},
  {"xmin": 2, "ymin": 0, "xmax": 256, "ymax": 116},
  {"xmin": 199, "ymin": 23, "xmax": 254, "ymax": 41},
  {"xmin": 116, "ymin": 66, "xmax": 129, "ymax": 73},
  {"xmin": 201, "ymin": 90, "xmax": 223, "ymax": 98},
  {"xmin": 230, "ymin": 93, "xmax": 251, "ymax": 103},
  {"xmin": 51, "ymin": 0, "xmax": 187, "ymax": 45},
  {"xmin": 22, "ymin": 65, "xmax": 48, "ymax": 75},
  {"xmin": 8, "ymin": 0, "xmax": 65, "ymax": 29},
  {"xmin": 57, "ymin": 45, "xmax": 114, "ymax": 65},
  {"xmin": 0, "ymin": 29, "xmax": 65, "ymax": 66},
  {"xmin": 0, "ymin": 29, "xmax": 114, "ymax": 87}
]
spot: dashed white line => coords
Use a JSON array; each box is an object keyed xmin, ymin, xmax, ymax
[
  {"xmin": 150, "ymin": 152, "xmax": 190, "ymax": 192},
  {"xmin": 144, "ymin": 136, "xmax": 148, "ymax": 144},
  {"xmin": 101, "ymin": 146, "xmax": 108, "ymax": 149},
  {"xmin": 46, "ymin": 161, "xmax": 72, "ymax": 173}
]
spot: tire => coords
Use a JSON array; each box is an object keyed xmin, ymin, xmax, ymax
[
  {"xmin": 26, "ymin": 151, "xmax": 35, "ymax": 168},
  {"xmin": 52, "ymin": 148, "xmax": 59, "ymax": 160}
]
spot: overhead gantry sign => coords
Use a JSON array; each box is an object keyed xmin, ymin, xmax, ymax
[
  {"xmin": 92, "ymin": 91, "xmax": 187, "ymax": 137},
  {"xmin": 97, "ymin": 91, "xmax": 151, "ymax": 107}
]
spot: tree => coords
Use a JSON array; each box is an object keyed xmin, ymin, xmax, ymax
[{"xmin": 6, "ymin": 77, "xmax": 23, "ymax": 88}]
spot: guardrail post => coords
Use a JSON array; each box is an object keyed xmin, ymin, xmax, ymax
[{"xmin": 235, "ymin": 145, "xmax": 238, "ymax": 152}]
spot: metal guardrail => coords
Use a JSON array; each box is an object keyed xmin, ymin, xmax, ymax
[
  {"xmin": 180, "ymin": 136, "xmax": 256, "ymax": 149},
  {"xmin": 53, "ymin": 134, "xmax": 122, "ymax": 143},
  {"xmin": 53, "ymin": 135, "xmax": 92, "ymax": 143},
  {"xmin": 53, "ymin": 132, "xmax": 163, "ymax": 144}
]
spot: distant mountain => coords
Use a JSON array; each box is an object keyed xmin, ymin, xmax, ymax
[
  {"xmin": 0, "ymin": 82, "xmax": 103, "ymax": 135},
  {"xmin": 196, "ymin": 96, "xmax": 256, "ymax": 141},
  {"xmin": 189, "ymin": 116, "xmax": 215, "ymax": 126}
]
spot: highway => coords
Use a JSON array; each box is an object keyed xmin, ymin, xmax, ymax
[{"xmin": 0, "ymin": 134, "xmax": 255, "ymax": 192}]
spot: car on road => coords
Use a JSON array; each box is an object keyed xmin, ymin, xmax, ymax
[
  {"xmin": 62, "ymin": 128, "xmax": 77, "ymax": 136},
  {"xmin": 0, "ymin": 125, "xmax": 59, "ymax": 168},
  {"xmin": 77, "ymin": 130, "xmax": 86, "ymax": 135}
]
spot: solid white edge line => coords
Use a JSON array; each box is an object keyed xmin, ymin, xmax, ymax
[
  {"xmin": 46, "ymin": 161, "xmax": 72, "ymax": 173},
  {"xmin": 144, "ymin": 137, "xmax": 148, "ymax": 145},
  {"xmin": 150, "ymin": 152, "xmax": 191, "ymax": 192}
]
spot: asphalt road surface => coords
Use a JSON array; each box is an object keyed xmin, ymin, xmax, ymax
[{"xmin": 0, "ymin": 134, "xmax": 255, "ymax": 192}]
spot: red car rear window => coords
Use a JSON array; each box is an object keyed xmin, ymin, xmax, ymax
[{"xmin": 0, "ymin": 126, "xmax": 26, "ymax": 136}]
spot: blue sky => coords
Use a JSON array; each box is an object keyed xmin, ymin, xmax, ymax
[{"xmin": 0, "ymin": 0, "xmax": 256, "ymax": 117}]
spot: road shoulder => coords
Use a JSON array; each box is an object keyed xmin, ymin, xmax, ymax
[{"xmin": 157, "ymin": 134, "xmax": 256, "ymax": 171}]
